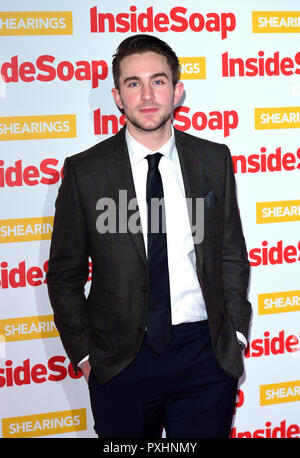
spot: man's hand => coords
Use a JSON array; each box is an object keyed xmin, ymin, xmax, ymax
[{"xmin": 80, "ymin": 359, "xmax": 91, "ymax": 383}]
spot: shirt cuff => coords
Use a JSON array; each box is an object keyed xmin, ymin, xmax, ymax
[
  {"xmin": 236, "ymin": 331, "xmax": 247, "ymax": 350},
  {"xmin": 78, "ymin": 355, "xmax": 89, "ymax": 367}
]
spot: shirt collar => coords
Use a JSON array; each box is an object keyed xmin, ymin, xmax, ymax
[{"xmin": 126, "ymin": 126, "xmax": 175, "ymax": 167}]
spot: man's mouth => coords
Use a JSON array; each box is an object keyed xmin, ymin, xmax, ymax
[{"xmin": 139, "ymin": 107, "xmax": 159, "ymax": 114}]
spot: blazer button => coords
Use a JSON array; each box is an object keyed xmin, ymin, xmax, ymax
[{"xmin": 142, "ymin": 285, "xmax": 147, "ymax": 293}]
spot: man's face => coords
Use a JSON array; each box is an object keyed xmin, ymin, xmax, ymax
[{"xmin": 112, "ymin": 51, "xmax": 183, "ymax": 134}]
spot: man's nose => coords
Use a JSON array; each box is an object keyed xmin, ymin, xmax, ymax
[{"xmin": 141, "ymin": 83, "xmax": 154, "ymax": 101}]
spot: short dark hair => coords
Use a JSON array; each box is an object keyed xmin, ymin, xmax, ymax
[{"xmin": 112, "ymin": 34, "xmax": 179, "ymax": 90}]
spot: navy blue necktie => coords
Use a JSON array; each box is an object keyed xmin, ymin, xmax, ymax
[{"xmin": 145, "ymin": 153, "xmax": 172, "ymax": 353}]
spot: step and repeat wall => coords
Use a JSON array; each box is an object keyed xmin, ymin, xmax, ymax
[{"xmin": 0, "ymin": 0, "xmax": 299, "ymax": 439}]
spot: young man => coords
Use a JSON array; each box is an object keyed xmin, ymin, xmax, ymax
[{"xmin": 47, "ymin": 34, "xmax": 251, "ymax": 438}]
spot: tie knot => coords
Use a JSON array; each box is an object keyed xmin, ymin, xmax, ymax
[{"xmin": 146, "ymin": 153, "xmax": 162, "ymax": 170}]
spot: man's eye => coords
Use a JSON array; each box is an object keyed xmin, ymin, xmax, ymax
[
  {"xmin": 129, "ymin": 82, "xmax": 138, "ymax": 87},
  {"xmin": 153, "ymin": 80, "xmax": 164, "ymax": 85}
]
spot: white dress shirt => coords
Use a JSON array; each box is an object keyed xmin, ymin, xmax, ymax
[
  {"xmin": 78, "ymin": 127, "xmax": 246, "ymax": 366},
  {"xmin": 126, "ymin": 127, "xmax": 207, "ymax": 325}
]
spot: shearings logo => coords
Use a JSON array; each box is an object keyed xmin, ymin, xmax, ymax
[
  {"xmin": 252, "ymin": 11, "xmax": 300, "ymax": 33},
  {"xmin": 0, "ymin": 11, "xmax": 73, "ymax": 35},
  {"xmin": 260, "ymin": 380, "xmax": 300, "ymax": 406},
  {"xmin": 179, "ymin": 57, "xmax": 206, "ymax": 80},
  {"xmin": 254, "ymin": 107, "xmax": 300, "ymax": 130},
  {"xmin": 0, "ymin": 217, "xmax": 53, "ymax": 243},
  {"xmin": 258, "ymin": 290, "xmax": 300, "ymax": 315},
  {"xmin": 2, "ymin": 409, "xmax": 86, "ymax": 437},
  {"xmin": 0, "ymin": 315, "xmax": 58, "ymax": 342},
  {"xmin": 0, "ymin": 115, "xmax": 76, "ymax": 141},
  {"xmin": 256, "ymin": 200, "xmax": 300, "ymax": 224}
]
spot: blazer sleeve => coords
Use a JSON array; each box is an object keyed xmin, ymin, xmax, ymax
[
  {"xmin": 46, "ymin": 156, "xmax": 91, "ymax": 372},
  {"xmin": 221, "ymin": 146, "xmax": 251, "ymax": 340}
]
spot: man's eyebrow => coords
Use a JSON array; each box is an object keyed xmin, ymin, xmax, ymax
[
  {"xmin": 123, "ymin": 76, "xmax": 139, "ymax": 84},
  {"xmin": 152, "ymin": 72, "xmax": 169, "ymax": 80},
  {"xmin": 123, "ymin": 72, "xmax": 169, "ymax": 84}
]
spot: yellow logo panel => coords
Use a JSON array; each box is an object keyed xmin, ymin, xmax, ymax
[
  {"xmin": 254, "ymin": 107, "xmax": 300, "ymax": 130},
  {"xmin": 256, "ymin": 200, "xmax": 300, "ymax": 224},
  {"xmin": 2, "ymin": 409, "xmax": 86, "ymax": 437},
  {"xmin": 179, "ymin": 57, "xmax": 206, "ymax": 80},
  {"xmin": 253, "ymin": 11, "xmax": 300, "ymax": 33},
  {"xmin": 0, "ymin": 11, "xmax": 73, "ymax": 35},
  {"xmin": 260, "ymin": 380, "xmax": 300, "ymax": 406},
  {"xmin": 0, "ymin": 216, "xmax": 53, "ymax": 243},
  {"xmin": 0, "ymin": 115, "xmax": 76, "ymax": 141},
  {"xmin": 258, "ymin": 291, "xmax": 300, "ymax": 315},
  {"xmin": 0, "ymin": 315, "xmax": 58, "ymax": 342}
]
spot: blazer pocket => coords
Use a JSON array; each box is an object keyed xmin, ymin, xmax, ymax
[
  {"xmin": 205, "ymin": 197, "xmax": 224, "ymax": 220},
  {"xmin": 204, "ymin": 190, "xmax": 217, "ymax": 209}
]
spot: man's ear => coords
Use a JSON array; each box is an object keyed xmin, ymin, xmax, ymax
[
  {"xmin": 111, "ymin": 88, "xmax": 123, "ymax": 110},
  {"xmin": 173, "ymin": 81, "xmax": 184, "ymax": 106}
]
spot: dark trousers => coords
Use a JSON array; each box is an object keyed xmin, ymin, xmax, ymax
[{"xmin": 88, "ymin": 320, "xmax": 238, "ymax": 438}]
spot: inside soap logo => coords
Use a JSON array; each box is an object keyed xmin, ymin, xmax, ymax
[
  {"xmin": 231, "ymin": 419, "xmax": 300, "ymax": 438},
  {"xmin": 248, "ymin": 240, "xmax": 300, "ymax": 267},
  {"xmin": 93, "ymin": 106, "xmax": 238, "ymax": 137},
  {"xmin": 222, "ymin": 51, "xmax": 300, "ymax": 77},
  {"xmin": 0, "ymin": 158, "xmax": 63, "ymax": 188},
  {"xmin": 0, "ymin": 355, "xmax": 82, "ymax": 388},
  {"xmin": 232, "ymin": 146, "xmax": 300, "ymax": 174},
  {"xmin": 0, "ymin": 55, "xmax": 108, "ymax": 89},
  {"xmin": 90, "ymin": 5, "xmax": 236, "ymax": 39},
  {"xmin": 179, "ymin": 57, "xmax": 206, "ymax": 80},
  {"xmin": 0, "ymin": 11, "xmax": 73, "ymax": 35},
  {"xmin": 245, "ymin": 330, "xmax": 300, "ymax": 358},
  {"xmin": 0, "ymin": 259, "xmax": 49, "ymax": 289}
]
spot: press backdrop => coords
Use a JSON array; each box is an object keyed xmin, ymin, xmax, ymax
[{"xmin": 0, "ymin": 0, "xmax": 299, "ymax": 438}]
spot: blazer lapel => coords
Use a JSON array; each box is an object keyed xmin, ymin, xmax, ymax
[
  {"xmin": 105, "ymin": 127, "xmax": 211, "ymax": 283},
  {"xmin": 175, "ymin": 129, "xmax": 212, "ymax": 283},
  {"xmin": 105, "ymin": 127, "xmax": 147, "ymax": 268}
]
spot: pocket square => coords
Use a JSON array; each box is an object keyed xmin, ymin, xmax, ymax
[{"xmin": 204, "ymin": 190, "xmax": 217, "ymax": 208}]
